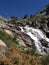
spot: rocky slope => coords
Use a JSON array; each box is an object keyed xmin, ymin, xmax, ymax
[{"xmin": 0, "ymin": 4, "xmax": 49, "ymax": 65}]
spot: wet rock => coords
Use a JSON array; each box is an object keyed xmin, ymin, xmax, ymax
[{"xmin": 40, "ymin": 39, "xmax": 49, "ymax": 48}]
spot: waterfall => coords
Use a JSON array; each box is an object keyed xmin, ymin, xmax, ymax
[{"xmin": 20, "ymin": 26, "xmax": 49, "ymax": 53}]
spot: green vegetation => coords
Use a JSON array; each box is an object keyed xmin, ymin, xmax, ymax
[
  {"xmin": 0, "ymin": 30, "xmax": 19, "ymax": 47},
  {"xmin": 22, "ymin": 48, "xmax": 42, "ymax": 56},
  {"xmin": 30, "ymin": 15, "xmax": 49, "ymax": 22},
  {"xmin": 10, "ymin": 16, "xmax": 18, "ymax": 20},
  {"xmin": 23, "ymin": 14, "xmax": 28, "ymax": 19},
  {"xmin": 8, "ymin": 16, "xmax": 18, "ymax": 25},
  {"xmin": 42, "ymin": 54, "xmax": 49, "ymax": 65},
  {"xmin": 30, "ymin": 14, "xmax": 33, "ymax": 18}
]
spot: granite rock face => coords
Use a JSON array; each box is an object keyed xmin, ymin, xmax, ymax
[
  {"xmin": 15, "ymin": 31, "xmax": 35, "ymax": 48},
  {"xmin": 36, "ymin": 4, "xmax": 49, "ymax": 15}
]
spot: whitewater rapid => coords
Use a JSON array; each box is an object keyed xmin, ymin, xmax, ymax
[{"xmin": 20, "ymin": 26, "xmax": 49, "ymax": 53}]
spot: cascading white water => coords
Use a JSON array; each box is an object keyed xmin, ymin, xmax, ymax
[{"xmin": 20, "ymin": 26, "xmax": 49, "ymax": 53}]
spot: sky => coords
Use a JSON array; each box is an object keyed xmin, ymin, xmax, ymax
[{"xmin": 0, "ymin": 0, "xmax": 49, "ymax": 18}]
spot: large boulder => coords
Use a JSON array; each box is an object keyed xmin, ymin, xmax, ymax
[
  {"xmin": 0, "ymin": 40, "xmax": 7, "ymax": 54},
  {"xmin": 30, "ymin": 19, "xmax": 48, "ymax": 32},
  {"xmin": 16, "ymin": 32, "xmax": 35, "ymax": 48},
  {"xmin": 40, "ymin": 39, "xmax": 49, "ymax": 48},
  {"xmin": 30, "ymin": 21, "xmax": 40, "ymax": 28}
]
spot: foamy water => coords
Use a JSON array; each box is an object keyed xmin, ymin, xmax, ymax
[{"xmin": 20, "ymin": 26, "xmax": 49, "ymax": 53}]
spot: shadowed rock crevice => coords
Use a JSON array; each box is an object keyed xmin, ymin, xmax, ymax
[{"xmin": 46, "ymin": 32, "xmax": 49, "ymax": 38}]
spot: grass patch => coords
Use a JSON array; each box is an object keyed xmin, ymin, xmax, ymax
[{"xmin": 0, "ymin": 30, "xmax": 19, "ymax": 47}]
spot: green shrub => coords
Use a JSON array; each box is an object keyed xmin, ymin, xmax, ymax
[
  {"xmin": 23, "ymin": 14, "xmax": 28, "ymax": 19},
  {"xmin": 29, "ymin": 15, "xmax": 45, "ymax": 22}
]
